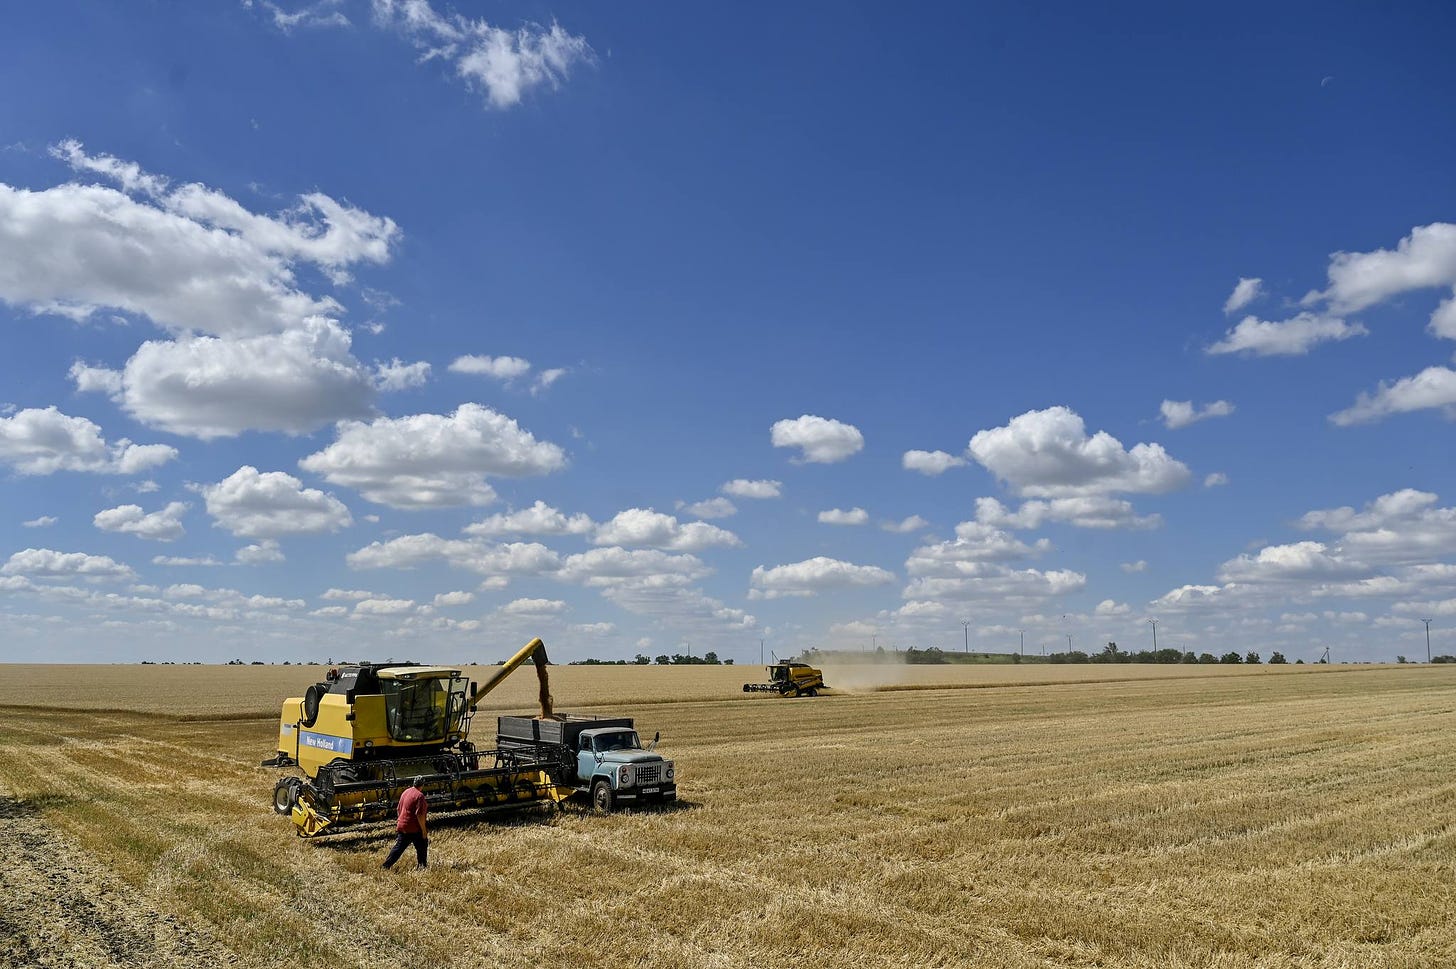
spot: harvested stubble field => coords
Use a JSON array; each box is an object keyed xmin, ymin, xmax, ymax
[{"xmin": 1, "ymin": 663, "xmax": 1453, "ymax": 968}]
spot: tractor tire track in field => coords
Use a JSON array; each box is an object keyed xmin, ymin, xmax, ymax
[{"xmin": 0, "ymin": 793, "xmax": 235, "ymax": 969}]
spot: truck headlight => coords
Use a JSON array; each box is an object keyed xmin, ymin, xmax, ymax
[
  {"xmin": 665, "ymin": 763, "xmax": 675, "ymax": 781},
  {"xmin": 619, "ymin": 765, "xmax": 634, "ymax": 786}
]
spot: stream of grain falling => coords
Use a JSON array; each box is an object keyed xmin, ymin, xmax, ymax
[{"xmin": 534, "ymin": 649, "xmax": 554, "ymax": 718}]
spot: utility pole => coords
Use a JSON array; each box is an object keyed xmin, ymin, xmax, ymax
[
  {"xmin": 961, "ymin": 620, "xmax": 971, "ymax": 653},
  {"xmin": 1019, "ymin": 629, "xmax": 1024, "ymax": 656},
  {"xmin": 1147, "ymin": 618, "xmax": 1159, "ymax": 651},
  {"xmin": 1423, "ymin": 619, "xmax": 1433, "ymax": 663},
  {"xmin": 871, "ymin": 633, "xmax": 876, "ymax": 652}
]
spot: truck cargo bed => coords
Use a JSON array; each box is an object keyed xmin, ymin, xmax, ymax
[{"xmin": 497, "ymin": 714, "xmax": 633, "ymax": 749}]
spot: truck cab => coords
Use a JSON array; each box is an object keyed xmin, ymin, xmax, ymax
[{"xmin": 575, "ymin": 726, "xmax": 675, "ymax": 809}]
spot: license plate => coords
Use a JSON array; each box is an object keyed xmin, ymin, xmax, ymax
[{"xmin": 642, "ymin": 787, "xmax": 659, "ymax": 794}]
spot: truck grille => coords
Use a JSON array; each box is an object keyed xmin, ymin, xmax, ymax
[{"xmin": 634, "ymin": 763, "xmax": 661, "ymax": 785}]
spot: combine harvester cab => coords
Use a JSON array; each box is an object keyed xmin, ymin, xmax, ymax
[
  {"xmin": 743, "ymin": 661, "xmax": 826, "ymax": 697},
  {"xmin": 262, "ymin": 638, "xmax": 589, "ymax": 837}
]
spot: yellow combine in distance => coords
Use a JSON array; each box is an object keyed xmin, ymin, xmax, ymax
[
  {"xmin": 263, "ymin": 637, "xmax": 566, "ymax": 837},
  {"xmin": 743, "ymin": 661, "xmax": 827, "ymax": 697}
]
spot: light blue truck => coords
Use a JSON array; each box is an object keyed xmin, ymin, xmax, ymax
[{"xmin": 496, "ymin": 714, "xmax": 677, "ymax": 811}]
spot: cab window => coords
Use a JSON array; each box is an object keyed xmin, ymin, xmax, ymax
[
  {"xmin": 382, "ymin": 678, "xmax": 450, "ymax": 742},
  {"xmin": 593, "ymin": 731, "xmax": 640, "ymax": 752}
]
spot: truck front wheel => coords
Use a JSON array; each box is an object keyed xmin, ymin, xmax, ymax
[{"xmin": 591, "ymin": 779, "xmax": 615, "ymax": 813}]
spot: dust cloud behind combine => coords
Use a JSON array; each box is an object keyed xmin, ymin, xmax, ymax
[{"xmin": 819, "ymin": 658, "xmax": 918, "ymax": 694}]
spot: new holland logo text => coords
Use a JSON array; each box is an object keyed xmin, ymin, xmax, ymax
[{"xmin": 300, "ymin": 731, "xmax": 353, "ymax": 755}]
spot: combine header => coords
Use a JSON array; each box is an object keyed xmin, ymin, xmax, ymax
[
  {"xmin": 743, "ymin": 661, "xmax": 827, "ymax": 697},
  {"xmin": 262, "ymin": 637, "xmax": 674, "ymax": 837}
]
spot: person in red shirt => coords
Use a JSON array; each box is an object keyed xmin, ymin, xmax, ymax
[{"xmin": 382, "ymin": 776, "xmax": 429, "ymax": 870}]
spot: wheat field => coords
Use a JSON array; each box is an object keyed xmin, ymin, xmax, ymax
[{"xmin": 1, "ymin": 663, "xmax": 1453, "ymax": 968}]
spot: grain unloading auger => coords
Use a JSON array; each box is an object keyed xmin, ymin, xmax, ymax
[{"xmin": 262, "ymin": 637, "xmax": 573, "ymax": 837}]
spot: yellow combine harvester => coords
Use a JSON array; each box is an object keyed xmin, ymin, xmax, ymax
[
  {"xmin": 742, "ymin": 661, "xmax": 827, "ymax": 697},
  {"xmin": 263, "ymin": 637, "xmax": 569, "ymax": 837}
]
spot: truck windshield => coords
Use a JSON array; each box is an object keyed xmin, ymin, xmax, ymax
[
  {"xmin": 383, "ymin": 677, "xmax": 464, "ymax": 742},
  {"xmin": 593, "ymin": 731, "xmax": 641, "ymax": 752}
]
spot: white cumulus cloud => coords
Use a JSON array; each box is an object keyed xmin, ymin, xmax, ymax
[
  {"xmin": 0, "ymin": 407, "xmax": 177, "ymax": 476},
  {"xmin": 347, "ymin": 534, "xmax": 561, "ymax": 578},
  {"xmin": 299, "ymin": 403, "xmax": 566, "ymax": 508},
  {"xmin": 260, "ymin": 0, "xmax": 350, "ymax": 32},
  {"xmin": 499, "ymin": 597, "xmax": 566, "ymax": 616},
  {"xmin": 1315, "ymin": 222, "xmax": 1456, "ymax": 313},
  {"xmin": 881, "ymin": 515, "xmax": 930, "ymax": 534},
  {"xmin": 353, "ymin": 597, "xmax": 416, "ymax": 616},
  {"xmin": 1223, "ymin": 277, "xmax": 1264, "ymax": 314},
  {"xmin": 2, "ymin": 143, "xmax": 399, "ymax": 438},
  {"xmin": 902, "ymin": 449, "xmax": 967, "ymax": 476},
  {"xmin": 1217, "ymin": 541, "xmax": 1372, "ymax": 583},
  {"xmin": 1299, "ymin": 489, "xmax": 1456, "ymax": 565},
  {"xmin": 771, "ymin": 415, "xmax": 864, "ymax": 464},
  {"xmin": 592, "ymin": 509, "xmax": 741, "ymax": 552},
  {"xmin": 2, "ymin": 548, "xmax": 135, "ymax": 580},
  {"xmin": 152, "ymin": 554, "xmax": 221, "ymax": 567},
  {"xmin": 371, "ymin": 1, "xmax": 594, "ymax": 110},
  {"xmin": 532, "ymin": 368, "xmax": 567, "ymax": 394},
  {"xmin": 1160, "ymin": 399, "xmax": 1235, "ymax": 430},
  {"xmin": 906, "ymin": 521, "xmax": 1050, "ymax": 571},
  {"xmin": 374, "ymin": 358, "xmax": 431, "ymax": 391},
  {"xmin": 236, "ymin": 539, "xmax": 286, "ymax": 565},
  {"xmin": 198, "ymin": 466, "xmax": 352, "ymax": 538},
  {"xmin": 1206, "ymin": 313, "xmax": 1366, "ymax": 357},
  {"xmin": 93, "ymin": 502, "xmax": 188, "ymax": 542},
  {"xmin": 448, "ymin": 354, "xmax": 532, "ymax": 380},
  {"xmin": 818, "ymin": 507, "xmax": 868, "ymax": 526},
  {"xmin": 68, "ymin": 362, "xmax": 123, "ymax": 396},
  {"xmin": 1429, "ymin": 294, "xmax": 1456, "ymax": 340},
  {"xmin": 678, "ymin": 497, "xmax": 736, "ymax": 520},
  {"xmin": 557, "ymin": 547, "xmax": 710, "ymax": 587},
  {"xmin": 1330, "ymin": 366, "xmax": 1456, "ymax": 426},
  {"xmin": 433, "ymin": 590, "xmax": 475, "ymax": 607},
  {"xmin": 975, "ymin": 495, "xmax": 1159, "ymax": 530},
  {"xmin": 968, "ymin": 407, "xmax": 1190, "ymax": 498},
  {"xmin": 721, "ymin": 479, "xmax": 781, "ymax": 499},
  {"xmin": 114, "ymin": 322, "xmax": 375, "ymax": 438},
  {"xmin": 464, "ymin": 500, "xmax": 594, "ymax": 538},
  {"xmin": 749, "ymin": 556, "xmax": 896, "ymax": 599}
]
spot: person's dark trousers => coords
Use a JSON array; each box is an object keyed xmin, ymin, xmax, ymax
[{"xmin": 382, "ymin": 832, "xmax": 428, "ymax": 869}]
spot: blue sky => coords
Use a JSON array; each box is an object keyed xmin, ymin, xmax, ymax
[{"xmin": 2, "ymin": 1, "xmax": 1455, "ymax": 663}]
